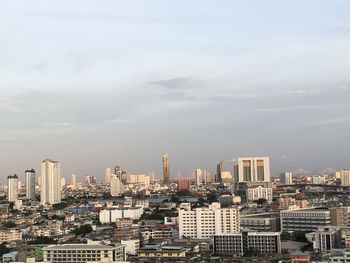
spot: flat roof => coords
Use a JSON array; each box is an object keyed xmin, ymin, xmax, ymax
[{"xmin": 43, "ymin": 244, "xmax": 122, "ymax": 251}]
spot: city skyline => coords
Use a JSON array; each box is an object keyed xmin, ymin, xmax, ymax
[{"xmin": 1, "ymin": 1, "xmax": 350, "ymax": 180}]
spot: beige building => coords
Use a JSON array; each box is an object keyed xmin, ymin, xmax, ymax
[
  {"xmin": 7, "ymin": 174, "xmax": 18, "ymax": 202},
  {"xmin": 40, "ymin": 159, "xmax": 61, "ymax": 205},
  {"xmin": 234, "ymin": 157, "xmax": 271, "ymax": 183},
  {"xmin": 0, "ymin": 229, "xmax": 22, "ymax": 243}
]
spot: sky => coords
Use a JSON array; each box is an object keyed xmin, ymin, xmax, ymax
[{"xmin": 1, "ymin": 0, "xmax": 350, "ymax": 182}]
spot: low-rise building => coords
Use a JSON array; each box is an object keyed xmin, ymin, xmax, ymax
[{"xmin": 0, "ymin": 229, "xmax": 22, "ymax": 242}]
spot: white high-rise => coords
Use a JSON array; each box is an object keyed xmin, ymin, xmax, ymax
[
  {"xmin": 195, "ymin": 169, "xmax": 202, "ymax": 186},
  {"xmin": 340, "ymin": 170, "xmax": 350, "ymax": 186},
  {"xmin": 111, "ymin": 174, "xmax": 125, "ymax": 197},
  {"xmin": 71, "ymin": 174, "xmax": 76, "ymax": 187},
  {"xmin": 40, "ymin": 159, "xmax": 61, "ymax": 205},
  {"xmin": 7, "ymin": 174, "xmax": 18, "ymax": 202},
  {"xmin": 280, "ymin": 172, "xmax": 293, "ymax": 185},
  {"xmin": 234, "ymin": 157, "xmax": 271, "ymax": 183},
  {"xmin": 178, "ymin": 202, "xmax": 240, "ymax": 239},
  {"xmin": 104, "ymin": 168, "xmax": 111, "ymax": 184},
  {"xmin": 25, "ymin": 169, "xmax": 36, "ymax": 200}
]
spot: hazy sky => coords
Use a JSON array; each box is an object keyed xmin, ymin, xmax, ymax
[{"xmin": 1, "ymin": 0, "xmax": 350, "ymax": 182}]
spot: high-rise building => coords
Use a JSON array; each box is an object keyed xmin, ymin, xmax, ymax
[
  {"xmin": 216, "ymin": 161, "xmax": 224, "ymax": 183},
  {"xmin": 71, "ymin": 174, "xmax": 76, "ymax": 186},
  {"xmin": 84, "ymin": 175, "xmax": 96, "ymax": 185},
  {"xmin": 111, "ymin": 174, "xmax": 125, "ymax": 197},
  {"xmin": 234, "ymin": 157, "xmax": 271, "ymax": 183},
  {"xmin": 7, "ymin": 174, "xmax": 18, "ymax": 202},
  {"xmin": 162, "ymin": 153, "xmax": 170, "ymax": 184},
  {"xmin": 178, "ymin": 202, "xmax": 240, "ymax": 239},
  {"xmin": 280, "ymin": 172, "xmax": 293, "ymax": 185},
  {"xmin": 340, "ymin": 170, "xmax": 350, "ymax": 186},
  {"xmin": 127, "ymin": 174, "xmax": 150, "ymax": 187},
  {"xmin": 195, "ymin": 169, "xmax": 202, "ymax": 186},
  {"xmin": 104, "ymin": 168, "xmax": 111, "ymax": 184},
  {"xmin": 25, "ymin": 169, "xmax": 35, "ymax": 200},
  {"xmin": 40, "ymin": 159, "xmax": 61, "ymax": 205}
]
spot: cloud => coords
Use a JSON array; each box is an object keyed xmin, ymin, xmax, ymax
[
  {"xmin": 41, "ymin": 122, "xmax": 77, "ymax": 128},
  {"xmin": 287, "ymin": 89, "xmax": 327, "ymax": 96},
  {"xmin": 250, "ymin": 105, "xmax": 326, "ymax": 113}
]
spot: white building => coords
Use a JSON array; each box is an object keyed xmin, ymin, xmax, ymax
[
  {"xmin": 7, "ymin": 174, "xmax": 18, "ymax": 202},
  {"xmin": 40, "ymin": 159, "xmax": 61, "ymax": 205},
  {"xmin": 178, "ymin": 202, "xmax": 240, "ymax": 239},
  {"xmin": 340, "ymin": 170, "xmax": 350, "ymax": 186},
  {"xmin": 104, "ymin": 168, "xmax": 111, "ymax": 185},
  {"xmin": 195, "ymin": 169, "xmax": 202, "ymax": 186},
  {"xmin": 237, "ymin": 182, "xmax": 273, "ymax": 203},
  {"xmin": 111, "ymin": 175, "xmax": 125, "ymax": 197},
  {"xmin": 121, "ymin": 239, "xmax": 140, "ymax": 255},
  {"xmin": 127, "ymin": 174, "xmax": 150, "ymax": 187},
  {"xmin": 42, "ymin": 242, "xmax": 126, "ymax": 263},
  {"xmin": 280, "ymin": 172, "xmax": 293, "ymax": 185},
  {"xmin": 313, "ymin": 175, "xmax": 326, "ymax": 185},
  {"xmin": 25, "ymin": 169, "xmax": 36, "ymax": 200},
  {"xmin": 234, "ymin": 157, "xmax": 271, "ymax": 183},
  {"xmin": 71, "ymin": 174, "xmax": 76, "ymax": 187},
  {"xmin": 99, "ymin": 206, "xmax": 144, "ymax": 223}
]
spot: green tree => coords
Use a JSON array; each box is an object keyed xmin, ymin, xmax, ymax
[
  {"xmin": 3, "ymin": 221, "xmax": 16, "ymax": 228},
  {"xmin": 71, "ymin": 224, "xmax": 93, "ymax": 236},
  {"xmin": 207, "ymin": 193, "xmax": 218, "ymax": 203},
  {"xmin": 28, "ymin": 236, "xmax": 57, "ymax": 245},
  {"xmin": 281, "ymin": 231, "xmax": 291, "ymax": 241},
  {"xmin": 0, "ymin": 243, "xmax": 10, "ymax": 257}
]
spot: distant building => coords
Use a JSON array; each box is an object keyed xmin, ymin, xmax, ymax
[
  {"xmin": 306, "ymin": 227, "xmax": 342, "ymax": 252},
  {"xmin": 110, "ymin": 175, "xmax": 125, "ymax": 197},
  {"xmin": 99, "ymin": 206, "xmax": 144, "ymax": 223},
  {"xmin": 340, "ymin": 170, "xmax": 350, "ymax": 186},
  {"xmin": 2, "ymin": 251, "xmax": 18, "ymax": 263},
  {"xmin": 213, "ymin": 230, "xmax": 281, "ymax": 256},
  {"xmin": 127, "ymin": 174, "xmax": 150, "ymax": 187},
  {"xmin": 240, "ymin": 213, "xmax": 280, "ymax": 232},
  {"xmin": 71, "ymin": 174, "xmax": 76, "ymax": 187},
  {"xmin": 234, "ymin": 157, "xmax": 271, "ymax": 184},
  {"xmin": 42, "ymin": 242, "xmax": 126, "ymax": 263},
  {"xmin": 329, "ymin": 207, "xmax": 350, "ymax": 226},
  {"xmin": 195, "ymin": 169, "xmax": 202, "ymax": 186},
  {"xmin": 40, "ymin": 159, "xmax": 61, "ymax": 205},
  {"xmin": 0, "ymin": 229, "xmax": 22, "ymax": 243},
  {"xmin": 104, "ymin": 168, "xmax": 111, "ymax": 184},
  {"xmin": 177, "ymin": 178, "xmax": 190, "ymax": 191},
  {"xmin": 162, "ymin": 153, "xmax": 170, "ymax": 184},
  {"xmin": 25, "ymin": 169, "xmax": 36, "ymax": 200},
  {"xmin": 280, "ymin": 172, "xmax": 293, "ymax": 185},
  {"xmin": 313, "ymin": 175, "xmax": 326, "ymax": 184},
  {"xmin": 178, "ymin": 202, "xmax": 240, "ymax": 239},
  {"xmin": 84, "ymin": 175, "xmax": 96, "ymax": 185},
  {"xmin": 237, "ymin": 181, "xmax": 273, "ymax": 203},
  {"xmin": 7, "ymin": 174, "xmax": 18, "ymax": 202},
  {"xmin": 216, "ymin": 161, "xmax": 224, "ymax": 183}
]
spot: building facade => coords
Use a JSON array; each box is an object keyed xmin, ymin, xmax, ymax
[
  {"xmin": 7, "ymin": 174, "xmax": 18, "ymax": 202},
  {"xmin": 162, "ymin": 153, "xmax": 170, "ymax": 184},
  {"xmin": 234, "ymin": 157, "xmax": 271, "ymax": 183},
  {"xmin": 25, "ymin": 169, "xmax": 36, "ymax": 200},
  {"xmin": 40, "ymin": 159, "xmax": 61, "ymax": 205}
]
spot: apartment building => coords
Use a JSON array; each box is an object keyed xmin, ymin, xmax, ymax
[
  {"xmin": 237, "ymin": 182, "xmax": 273, "ymax": 203},
  {"xmin": 280, "ymin": 208, "xmax": 331, "ymax": 232},
  {"xmin": 178, "ymin": 202, "xmax": 240, "ymax": 239},
  {"xmin": 240, "ymin": 213, "xmax": 280, "ymax": 232},
  {"xmin": 0, "ymin": 229, "xmax": 22, "ymax": 242},
  {"xmin": 99, "ymin": 206, "xmax": 144, "ymax": 223},
  {"xmin": 42, "ymin": 242, "xmax": 126, "ymax": 263},
  {"xmin": 213, "ymin": 230, "xmax": 281, "ymax": 256},
  {"xmin": 306, "ymin": 227, "xmax": 342, "ymax": 252}
]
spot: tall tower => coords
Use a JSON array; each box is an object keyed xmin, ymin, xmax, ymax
[
  {"xmin": 71, "ymin": 174, "xmax": 77, "ymax": 187},
  {"xmin": 234, "ymin": 157, "xmax": 271, "ymax": 183},
  {"xmin": 104, "ymin": 168, "xmax": 111, "ymax": 184},
  {"xmin": 162, "ymin": 153, "xmax": 170, "ymax": 184},
  {"xmin": 195, "ymin": 169, "xmax": 202, "ymax": 186},
  {"xmin": 25, "ymin": 169, "xmax": 36, "ymax": 200},
  {"xmin": 216, "ymin": 161, "xmax": 224, "ymax": 183},
  {"xmin": 40, "ymin": 159, "xmax": 61, "ymax": 205},
  {"xmin": 110, "ymin": 174, "xmax": 125, "ymax": 197},
  {"xmin": 8, "ymin": 174, "xmax": 18, "ymax": 202}
]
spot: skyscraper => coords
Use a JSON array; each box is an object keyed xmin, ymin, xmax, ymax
[
  {"xmin": 7, "ymin": 174, "xmax": 18, "ymax": 202},
  {"xmin": 340, "ymin": 170, "xmax": 350, "ymax": 186},
  {"xmin": 162, "ymin": 153, "xmax": 170, "ymax": 184},
  {"xmin": 40, "ymin": 159, "xmax": 61, "ymax": 205},
  {"xmin": 234, "ymin": 157, "xmax": 271, "ymax": 183},
  {"xmin": 216, "ymin": 161, "xmax": 224, "ymax": 183},
  {"xmin": 195, "ymin": 169, "xmax": 202, "ymax": 186},
  {"xmin": 25, "ymin": 169, "xmax": 36, "ymax": 200},
  {"xmin": 104, "ymin": 168, "xmax": 111, "ymax": 184},
  {"xmin": 110, "ymin": 174, "xmax": 125, "ymax": 197},
  {"xmin": 71, "ymin": 174, "xmax": 76, "ymax": 187},
  {"xmin": 280, "ymin": 172, "xmax": 293, "ymax": 185}
]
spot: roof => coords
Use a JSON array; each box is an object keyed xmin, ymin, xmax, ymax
[{"xmin": 42, "ymin": 244, "xmax": 123, "ymax": 251}]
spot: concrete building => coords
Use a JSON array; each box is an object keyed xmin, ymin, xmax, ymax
[
  {"xmin": 178, "ymin": 202, "xmax": 240, "ymax": 239},
  {"xmin": 280, "ymin": 172, "xmax": 293, "ymax": 185},
  {"xmin": 195, "ymin": 169, "xmax": 202, "ymax": 186},
  {"xmin": 306, "ymin": 227, "xmax": 342, "ymax": 252},
  {"xmin": 71, "ymin": 174, "xmax": 76, "ymax": 187},
  {"xmin": 137, "ymin": 245, "xmax": 187, "ymax": 263},
  {"xmin": 110, "ymin": 175, "xmax": 125, "ymax": 197},
  {"xmin": 127, "ymin": 174, "xmax": 150, "ymax": 187},
  {"xmin": 177, "ymin": 178, "xmax": 190, "ymax": 191},
  {"xmin": 99, "ymin": 207, "xmax": 144, "ymax": 223},
  {"xmin": 280, "ymin": 208, "xmax": 331, "ymax": 232},
  {"xmin": 341, "ymin": 170, "xmax": 350, "ymax": 186},
  {"xmin": 0, "ymin": 229, "xmax": 22, "ymax": 242},
  {"xmin": 40, "ymin": 159, "xmax": 61, "ymax": 205},
  {"xmin": 120, "ymin": 239, "xmax": 139, "ymax": 255},
  {"xmin": 330, "ymin": 207, "xmax": 350, "ymax": 226},
  {"xmin": 104, "ymin": 168, "xmax": 111, "ymax": 185},
  {"xmin": 279, "ymin": 196, "xmax": 309, "ymax": 210},
  {"xmin": 240, "ymin": 213, "xmax": 280, "ymax": 232},
  {"xmin": 313, "ymin": 175, "xmax": 326, "ymax": 185},
  {"xmin": 234, "ymin": 157, "xmax": 271, "ymax": 183},
  {"xmin": 42, "ymin": 242, "xmax": 126, "ymax": 263},
  {"xmin": 162, "ymin": 153, "xmax": 170, "ymax": 184},
  {"xmin": 25, "ymin": 169, "xmax": 36, "ymax": 200},
  {"xmin": 217, "ymin": 161, "xmax": 224, "ymax": 183},
  {"xmin": 213, "ymin": 230, "xmax": 281, "ymax": 256},
  {"xmin": 2, "ymin": 251, "xmax": 18, "ymax": 263},
  {"xmin": 237, "ymin": 181, "xmax": 273, "ymax": 203},
  {"xmin": 7, "ymin": 174, "xmax": 18, "ymax": 202}
]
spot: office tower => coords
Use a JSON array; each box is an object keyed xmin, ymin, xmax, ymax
[
  {"xmin": 216, "ymin": 161, "xmax": 223, "ymax": 182},
  {"xmin": 195, "ymin": 169, "xmax": 202, "ymax": 186},
  {"xmin": 7, "ymin": 174, "xmax": 18, "ymax": 202},
  {"xmin": 340, "ymin": 170, "xmax": 350, "ymax": 186},
  {"xmin": 162, "ymin": 153, "xmax": 170, "ymax": 184},
  {"xmin": 128, "ymin": 174, "xmax": 150, "ymax": 187},
  {"xmin": 177, "ymin": 178, "xmax": 190, "ymax": 191},
  {"xmin": 71, "ymin": 174, "xmax": 76, "ymax": 186},
  {"xmin": 104, "ymin": 168, "xmax": 111, "ymax": 184},
  {"xmin": 178, "ymin": 202, "xmax": 240, "ymax": 239},
  {"xmin": 40, "ymin": 159, "xmax": 61, "ymax": 205},
  {"xmin": 84, "ymin": 175, "xmax": 96, "ymax": 185},
  {"xmin": 234, "ymin": 157, "xmax": 271, "ymax": 183},
  {"xmin": 110, "ymin": 174, "xmax": 125, "ymax": 197},
  {"xmin": 313, "ymin": 175, "xmax": 326, "ymax": 184},
  {"xmin": 280, "ymin": 172, "xmax": 293, "ymax": 185},
  {"xmin": 25, "ymin": 169, "xmax": 35, "ymax": 200}
]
